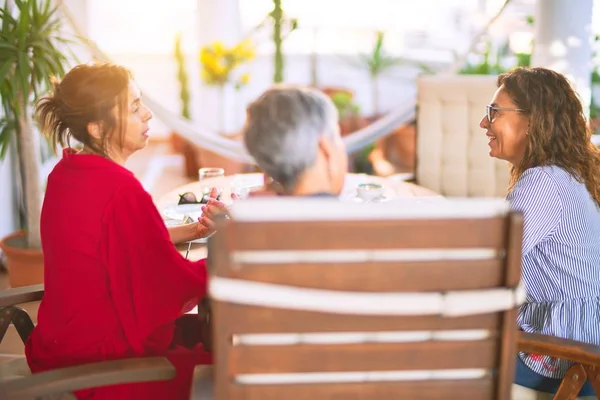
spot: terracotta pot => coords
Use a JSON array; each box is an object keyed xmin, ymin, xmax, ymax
[
  {"xmin": 319, "ymin": 86, "xmax": 354, "ymax": 99},
  {"xmin": 339, "ymin": 115, "xmax": 369, "ymax": 136},
  {"xmin": 169, "ymin": 131, "xmax": 186, "ymax": 153},
  {"xmin": 0, "ymin": 231, "xmax": 44, "ymax": 288},
  {"xmin": 195, "ymin": 132, "xmax": 251, "ymax": 177},
  {"xmin": 369, "ymin": 123, "xmax": 416, "ymax": 176}
]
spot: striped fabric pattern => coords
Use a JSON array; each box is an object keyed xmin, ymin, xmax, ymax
[{"xmin": 508, "ymin": 166, "xmax": 600, "ymax": 379}]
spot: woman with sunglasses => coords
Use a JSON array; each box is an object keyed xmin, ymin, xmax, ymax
[
  {"xmin": 481, "ymin": 67, "xmax": 600, "ymax": 397},
  {"xmin": 26, "ymin": 63, "xmax": 226, "ymax": 399}
]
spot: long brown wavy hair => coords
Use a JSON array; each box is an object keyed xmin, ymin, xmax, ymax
[{"xmin": 499, "ymin": 67, "xmax": 600, "ymax": 206}]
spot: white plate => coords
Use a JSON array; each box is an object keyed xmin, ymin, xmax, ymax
[
  {"xmin": 231, "ymin": 173, "xmax": 264, "ymax": 189},
  {"xmin": 187, "ymin": 237, "xmax": 208, "ymax": 244},
  {"xmin": 162, "ymin": 204, "xmax": 203, "ymax": 221}
]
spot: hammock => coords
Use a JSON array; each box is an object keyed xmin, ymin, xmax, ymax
[{"xmin": 56, "ymin": 1, "xmax": 509, "ymax": 164}]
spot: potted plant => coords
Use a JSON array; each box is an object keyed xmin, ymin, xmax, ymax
[
  {"xmin": 0, "ymin": 0, "xmax": 72, "ymax": 287},
  {"xmin": 198, "ymin": 39, "xmax": 255, "ymax": 175},
  {"xmin": 356, "ymin": 31, "xmax": 431, "ymax": 118},
  {"xmin": 330, "ymin": 91, "xmax": 366, "ymax": 136},
  {"xmin": 170, "ymin": 33, "xmax": 199, "ymax": 178},
  {"xmin": 198, "ymin": 39, "xmax": 254, "ymax": 133},
  {"xmin": 268, "ymin": 0, "xmax": 297, "ymax": 83}
]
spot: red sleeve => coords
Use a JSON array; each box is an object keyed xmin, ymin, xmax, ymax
[{"xmin": 99, "ymin": 182, "xmax": 207, "ymax": 354}]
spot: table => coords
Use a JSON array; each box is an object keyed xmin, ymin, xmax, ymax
[
  {"xmin": 168, "ymin": 173, "xmax": 440, "ymax": 334},
  {"xmin": 164, "ymin": 172, "xmax": 441, "ymax": 261},
  {"xmin": 158, "ymin": 173, "xmax": 439, "ymax": 208}
]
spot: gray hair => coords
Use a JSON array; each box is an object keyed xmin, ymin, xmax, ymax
[{"xmin": 242, "ymin": 85, "xmax": 340, "ymax": 190}]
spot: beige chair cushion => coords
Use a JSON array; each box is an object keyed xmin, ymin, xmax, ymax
[{"xmin": 416, "ymin": 74, "xmax": 510, "ymax": 197}]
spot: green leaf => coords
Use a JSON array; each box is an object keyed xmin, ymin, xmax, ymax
[
  {"xmin": 0, "ymin": 118, "xmax": 14, "ymax": 159},
  {"xmin": 0, "ymin": 0, "xmax": 77, "ymax": 162},
  {"xmin": 0, "ymin": 60, "xmax": 13, "ymax": 83},
  {"xmin": 0, "ymin": 42, "xmax": 17, "ymax": 51},
  {"xmin": 15, "ymin": 2, "xmax": 28, "ymax": 53}
]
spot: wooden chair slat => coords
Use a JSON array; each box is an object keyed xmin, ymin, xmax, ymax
[
  {"xmin": 229, "ymin": 340, "xmax": 498, "ymax": 374},
  {"xmin": 207, "ymin": 202, "xmax": 522, "ymax": 399},
  {"xmin": 228, "ymin": 218, "xmax": 507, "ymax": 251},
  {"xmin": 215, "ymin": 302, "xmax": 502, "ymax": 334},
  {"xmin": 221, "ymin": 259, "xmax": 504, "ymax": 292},
  {"xmin": 228, "ymin": 378, "xmax": 494, "ymax": 400}
]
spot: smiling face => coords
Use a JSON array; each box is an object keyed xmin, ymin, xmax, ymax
[{"xmin": 479, "ymin": 86, "xmax": 529, "ymax": 166}]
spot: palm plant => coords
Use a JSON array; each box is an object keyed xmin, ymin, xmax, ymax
[
  {"xmin": 0, "ymin": 0, "xmax": 73, "ymax": 249},
  {"xmin": 358, "ymin": 31, "xmax": 431, "ymax": 116},
  {"xmin": 174, "ymin": 33, "xmax": 191, "ymax": 120}
]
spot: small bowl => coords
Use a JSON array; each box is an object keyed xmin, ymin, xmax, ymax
[{"xmin": 356, "ymin": 183, "xmax": 384, "ymax": 202}]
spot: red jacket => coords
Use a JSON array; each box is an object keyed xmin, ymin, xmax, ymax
[{"xmin": 26, "ymin": 149, "xmax": 210, "ymax": 399}]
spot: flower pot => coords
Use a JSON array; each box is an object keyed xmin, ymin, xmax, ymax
[
  {"xmin": 370, "ymin": 122, "xmax": 416, "ymax": 176},
  {"xmin": 0, "ymin": 231, "xmax": 44, "ymax": 287},
  {"xmin": 196, "ymin": 132, "xmax": 251, "ymax": 176},
  {"xmin": 320, "ymin": 86, "xmax": 354, "ymax": 99}
]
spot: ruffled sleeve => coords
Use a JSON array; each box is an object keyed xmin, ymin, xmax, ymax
[{"xmin": 99, "ymin": 182, "xmax": 207, "ymax": 354}]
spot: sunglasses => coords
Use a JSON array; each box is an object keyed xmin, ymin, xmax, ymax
[
  {"xmin": 486, "ymin": 105, "xmax": 525, "ymax": 122},
  {"xmin": 178, "ymin": 189, "xmax": 222, "ymax": 205}
]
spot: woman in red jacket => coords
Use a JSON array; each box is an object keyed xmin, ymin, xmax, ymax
[{"xmin": 26, "ymin": 62, "xmax": 223, "ymax": 399}]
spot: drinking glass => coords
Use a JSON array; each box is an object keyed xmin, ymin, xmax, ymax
[{"xmin": 198, "ymin": 167, "xmax": 225, "ymax": 182}]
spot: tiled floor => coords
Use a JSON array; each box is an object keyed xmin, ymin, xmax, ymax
[{"xmin": 0, "ymin": 138, "xmax": 194, "ymax": 363}]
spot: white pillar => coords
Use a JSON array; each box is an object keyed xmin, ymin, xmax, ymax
[
  {"xmin": 0, "ymin": 145, "xmax": 19, "ymax": 239},
  {"xmin": 196, "ymin": 0, "xmax": 242, "ymax": 134},
  {"xmin": 531, "ymin": 0, "xmax": 594, "ymax": 116}
]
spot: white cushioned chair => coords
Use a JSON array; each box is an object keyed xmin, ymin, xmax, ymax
[{"xmin": 415, "ymin": 74, "xmax": 510, "ymax": 197}]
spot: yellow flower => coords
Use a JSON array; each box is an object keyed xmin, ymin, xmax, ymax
[
  {"xmin": 199, "ymin": 39, "xmax": 254, "ymax": 87},
  {"xmin": 212, "ymin": 41, "xmax": 225, "ymax": 56},
  {"xmin": 239, "ymin": 73, "xmax": 250, "ymax": 85},
  {"xmin": 199, "ymin": 48, "xmax": 212, "ymax": 65}
]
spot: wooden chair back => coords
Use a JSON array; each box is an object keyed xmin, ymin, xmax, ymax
[{"xmin": 208, "ymin": 198, "xmax": 524, "ymax": 400}]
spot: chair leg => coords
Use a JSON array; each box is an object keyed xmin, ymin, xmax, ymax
[
  {"xmin": 0, "ymin": 306, "xmax": 35, "ymax": 344},
  {"xmin": 0, "ymin": 307, "xmax": 13, "ymax": 343},
  {"xmin": 554, "ymin": 364, "xmax": 587, "ymax": 400},
  {"xmin": 582, "ymin": 365, "xmax": 600, "ymax": 398},
  {"xmin": 12, "ymin": 307, "xmax": 35, "ymax": 343}
]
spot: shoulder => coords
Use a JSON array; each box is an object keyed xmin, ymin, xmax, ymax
[
  {"xmin": 509, "ymin": 166, "xmax": 563, "ymax": 213},
  {"xmin": 515, "ymin": 166, "xmax": 580, "ymax": 196},
  {"xmin": 111, "ymin": 179, "xmax": 152, "ymax": 204},
  {"xmin": 513, "ymin": 166, "xmax": 560, "ymax": 194}
]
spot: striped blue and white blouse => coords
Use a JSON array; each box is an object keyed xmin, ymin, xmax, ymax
[{"xmin": 508, "ymin": 165, "xmax": 600, "ymax": 379}]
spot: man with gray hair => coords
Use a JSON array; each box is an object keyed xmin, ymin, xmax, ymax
[{"xmin": 242, "ymin": 85, "xmax": 348, "ymax": 196}]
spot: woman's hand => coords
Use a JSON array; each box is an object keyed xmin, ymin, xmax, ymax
[
  {"xmin": 167, "ymin": 188, "xmax": 231, "ymax": 244},
  {"xmin": 196, "ymin": 188, "xmax": 230, "ymax": 239}
]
